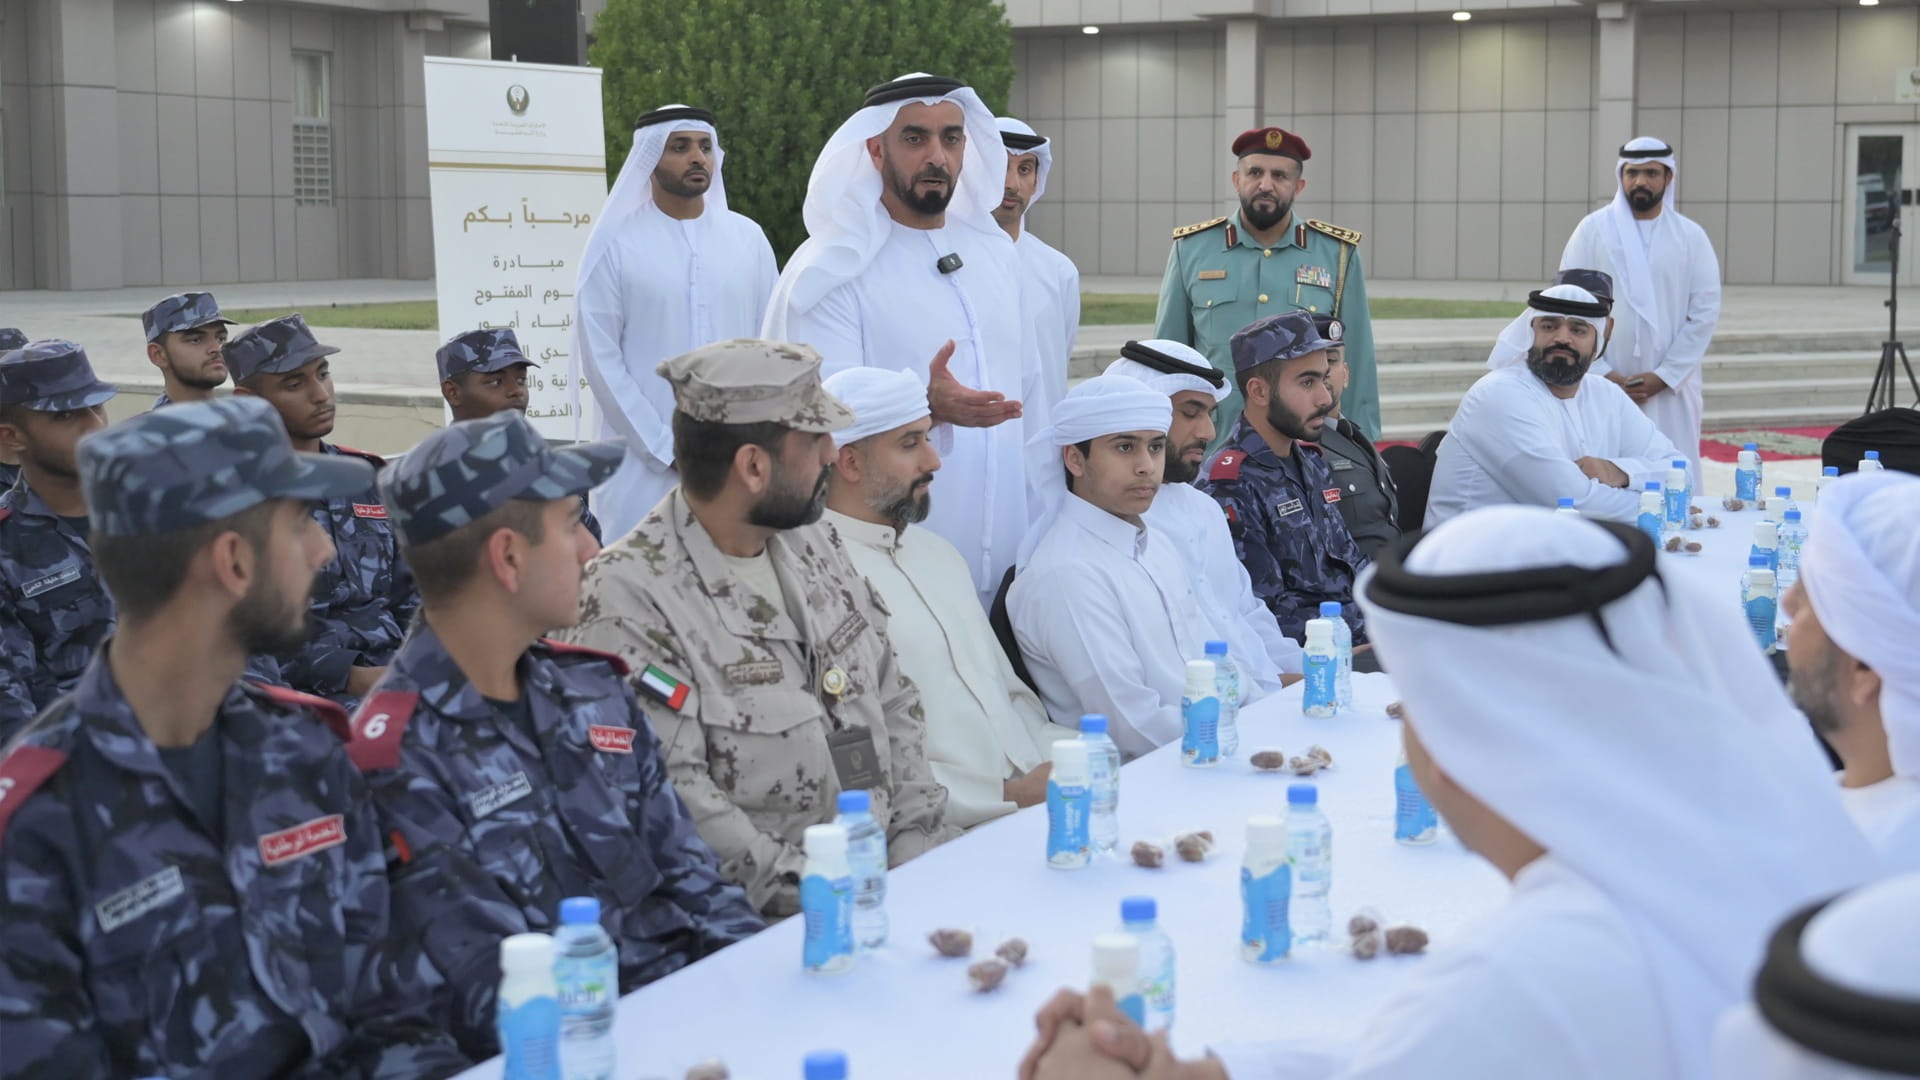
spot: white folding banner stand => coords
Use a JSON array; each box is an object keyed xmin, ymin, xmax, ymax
[{"xmin": 425, "ymin": 57, "xmax": 606, "ymax": 440}]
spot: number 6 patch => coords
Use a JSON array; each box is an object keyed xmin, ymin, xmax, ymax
[{"xmin": 345, "ymin": 690, "xmax": 418, "ymax": 771}]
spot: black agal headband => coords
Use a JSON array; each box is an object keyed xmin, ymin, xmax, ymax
[
  {"xmin": 864, "ymin": 75, "xmax": 964, "ymax": 108},
  {"xmin": 1754, "ymin": 896, "xmax": 1920, "ymax": 1076},
  {"xmin": 1120, "ymin": 341, "xmax": 1226, "ymax": 389},
  {"xmin": 1527, "ymin": 289, "xmax": 1612, "ymax": 319},
  {"xmin": 636, "ymin": 106, "xmax": 716, "ymax": 130},
  {"xmin": 1001, "ymin": 131, "xmax": 1046, "ymax": 151},
  {"xmin": 1620, "ymin": 142, "xmax": 1674, "ymax": 159},
  {"xmin": 1364, "ymin": 519, "xmax": 1658, "ymax": 653}
]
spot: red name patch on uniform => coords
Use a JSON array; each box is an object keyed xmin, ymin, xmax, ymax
[
  {"xmin": 1209, "ymin": 451, "xmax": 1245, "ymax": 482},
  {"xmin": 1322, "ymin": 488, "xmax": 1342, "ymax": 504},
  {"xmin": 589, "ymin": 725, "xmax": 636, "ymax": 754},
  {"xmin": 352, "ymin": 504, "xmax": 388, "ymax": 520},
  {"xmin": 260, "ymin": 814, "xmax": 346, "ymax": 866}
]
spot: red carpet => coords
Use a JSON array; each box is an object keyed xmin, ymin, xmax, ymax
[{"xmin": 1698, "ymin": 425, "xmax": 1835, "ymax": 463}]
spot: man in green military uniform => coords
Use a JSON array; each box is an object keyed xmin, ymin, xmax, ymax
[{"xmin": 1154, "ymin": 126, "xmax": 1380, "ymax": 445}]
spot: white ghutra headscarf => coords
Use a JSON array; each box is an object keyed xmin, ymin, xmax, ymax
[
  {"xmin": 1485, "ymin": 283, "xmax": 1611, "ymax": 371},
  {"xmin": 1016, "ymin": 374, "xmax": 1172, "ymax": 568},
  {"xmin": 994, "ymin": 116, "xmax": 1052, "ymax": 221}
]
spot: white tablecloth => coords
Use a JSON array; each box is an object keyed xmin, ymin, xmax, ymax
[{"xmin": 457, "ymin": 673, "xmax": 1507, "ymax": 1080}]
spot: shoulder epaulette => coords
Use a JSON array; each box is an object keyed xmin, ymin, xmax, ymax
[
  {"xmin": 0, "ymin": 508, "xmax": 11, "ymax": 525},
  {"xmin": 249, "ymin": 681, "xmax": 353, "ymax": 742},
  {"xmin": 1208, "ymin": 450, "xmax": 1246, "ymax": 482},
  {"xmin": 333, "ymin": 445, "xmax": 388, "ymax": 468},
  {"xmin": 1306, "ymin": 219, "xmax": 1362, "ymax": 245},
  {"xmin": 539, "ymin": 638, "xmax": 631, "ymax": 676},
  {"xmin": 0, "ymin": 744, "xmax": 68, "ymax": 839},
  {"xmin": 1172, "ymin": 216, "xmax": 1229, "ymax": 240},
  {"xmin": 345, "ymin": 689, "xmax": 418, "ymax": 772}
]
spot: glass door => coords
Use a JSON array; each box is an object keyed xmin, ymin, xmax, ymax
[{"xmin": 1844, "ymin": 125, "xmax": 1920, "ymax": 285}]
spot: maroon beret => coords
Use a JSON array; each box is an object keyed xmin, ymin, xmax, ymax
[{"xmin": 1231, "ymin": 126, "xmax": 1311, "ymax": 162}]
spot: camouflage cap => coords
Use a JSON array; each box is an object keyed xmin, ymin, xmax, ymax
[
  {"xmin": 78, "ymin": 396, "xmax": 372, "ymax": 537},
  {"xmin": 1229, "ymin": 310, "xmax": 1339, "ymax": 373},
  {"xmin": 436, "ymin": 327, "xmax": 539, "ymax": 381},
  {"xmin": 0, "ymin": 340, "xmax": 119, "ymax": 412},
  {"xmin": 656, "ymin": 338, "xmax": 854, "ymax": 433},
  {"xmin": 0, "ymin": 328, "xmax": 26, "ymax": 352},
  {"xmin": 378, "ymin": 411, "xmax": 624, "ymax": 546},
  {"xmin": 223, "ymin": 313, "xmax": 341, "ymax": 383},
  {"xmin": 142, "ymin": 292, "xmax": 236, "ymax": 343}
]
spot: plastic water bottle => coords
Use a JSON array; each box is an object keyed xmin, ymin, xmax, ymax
[
  {"xmin": 1741, "ymin": 555, "xmax": 1778, "ymax": 654},
  {"xmin": 1665, "ymin": 460, "xmax": 1690, "ymax": 530},
  {"xmin": 1180, "ymin": 660, "xmax": 1221, "ymax": 767},
  {"xmin": 1285, "ymin": 784, "xmax": 1332, "ymax": 946},
  {"xmin": 1751, "ymin": 520, "xmax": 1779, "ymax": 574},
  {"xmin": 803, "ymin": 1050, "xmax": 849, "ymax": 1079},
  {"xmin": 1202, "ymin": 642, "xmax": 1241, "ymax": 757},
  {"xmin": 835, "ymin": 791, "xmax": 888, "ymax": 950},
  {"xmin": 1736, "ymin": 443, "xmax": 1763, "ymax": 500},
  {"xmin": 1393, "ymin": 748, "xmax": 1438, "ymax": 846},
  {"xmin": 1860, "ymin": 450, "xmax": 1885, "ymax": 473},
  {"xmin": 1301, "ymin": 617, "xmax": 1337, "ymax": 718},
  {"xmin": 1818, "ymin": 465, "xmax": 1840, "ymax": 501},
  {"xmin": 1638, "ymin": 481, "xmax": 1666, "ymax": 544},
  {"xmin": 1778, "ymin": 509, "xmax": 1806, "ymax": 591},
  {"xmin": 800, "ymin": 823, "xmax": 855, "ymax": 975},
  {"xmin": 1119, "ymin": 897, "xmax": 1176, "ymax": 1034},
  {"xmin": 1047, "ymin": 738, "xmax": 1093, "ymax": 869},
  {"xmin": 553, "ymin": 898, "xmax": 615, "ymax": 1080},
  {"xmin": 1318, "ymin": 601, "xmax": 1353, "ymax": 709},
  {"xmin": 498, "ymin": 933, "xmax": 562, "ymax": 1080},
  {"xmin": 1240, "ymin": 815, "xmax": 1293, "ymax": 963},
  {"xmin": 1080, "ymin": 715, "xmax": 1120, "ymax": 856},
  {"xmin": 1768, "ymin": 485, "xmax": 1799, "ymax": 524},
  {"xmin": 1555, "ymin": 496, "xmax": 1580, "ymax": 515},
  {"xmin": 1090, "ymin": 933, "xmax": 1148, "ymax": 1027}
]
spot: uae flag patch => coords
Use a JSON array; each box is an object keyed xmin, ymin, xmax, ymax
[{"xmin": 638, "ymin": 665, "xmax": 690, "ymax": 711}]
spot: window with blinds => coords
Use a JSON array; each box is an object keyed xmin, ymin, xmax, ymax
[{"xmin": 292, "ymin": 52, "xmax": 332, "ymax": 206}]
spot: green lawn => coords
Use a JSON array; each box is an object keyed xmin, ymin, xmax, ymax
[
  {"xmin": 217, "ymin": 301, "xmax": 441, "ymax": 331},
  {"xmin": 1078, "ymin": 293, "xmax": 1518, "ymax": 325}
]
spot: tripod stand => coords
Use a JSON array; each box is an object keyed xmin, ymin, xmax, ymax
[{"xmin": 1868, "ymin": 215, "xmax": 1920, "ymax": 413}]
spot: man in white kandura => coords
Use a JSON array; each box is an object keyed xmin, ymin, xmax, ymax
[
  {"xmin": 1427, "ymin": 283, "xmax": 1684, "ymax": 525},
  {"xmin": 1019, "ymin": 507, "xmax": 1875, "ymax": 1080},
  {"xmin": 1783, "ymin": 469, "xmax": 1920, "ymax": 874},
  {"xmin": 1010, "ymin": 375, "xmax": 1257, "ymax": 761},
  {"xmin": 575, "ymin": 104, "xmax": 779, "ymax": 541},
  {"xmin": 820, "ymin": 367, "xmax": 1079, "ymax": 829},
  {"xmin": 994, "ymin": 116, "xmax": 1080, "ymax": 413},
  {"xmin": 1715, "ymin": 872, "xmax": 1920, "ymax": 1079},
  {"xmin": 1560, "ymin": 136, "xmax": 1721, "ymax": 486},
  {"xmin": 1104, "ymin": 339, "xmax": 1299, "ymax": 681},
  {"xmin": 765, "ymin": 73, "xmax": 1044, "ymax": 607}
]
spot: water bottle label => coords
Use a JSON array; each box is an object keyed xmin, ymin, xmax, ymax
[
  {"xmin": 1302, "ymin": 655, "xmax": 1336, "ymax": 711},
  {"xmin": 1291, "ymin": 835, "xmax": 1331, "ymax": 889},
  {"xmin": 1664, "ymin": 487, "xmax": 1686, "ymax": 526},
  {"xmin": 1116, "ymin": 991, "xmax": 1147, "ymax": 1028},
  {"xmin": 1394, "ymin": 764, "xmax": 1438, "ymax": 841},
  {"xmin": 1637, "ymin": 510, "xmax": 1663, "ymax": 544},
  {"xmin": 1749, "ymin": 544, "xmax": 1778, "ymax": 573},
  {"xmin": 1745, "ymin": 595, "xmax": 1778, "ymax": 652},
  {"xmin": 499, "ymin": 996, "xmax": 562, "ymax": 1080},
  {"xmin": 555, "ymin": 964, "xmax": 613, "ymax": 1014},
  {"xmin": 1240, "ymin": 863, "xmax": 1293, "ymax": 962},
  {"xmin": 1736, "ymin": 468, "xmax": 1759, "ymax": 501},
  {"xmin": 1181, "ymin": 695, "xmax": 1220, "ymax": 762},
  {"xmin": 1046, "ymin": 781, "xmax": 1091, "ymax": 865},
  {"xmin": 801, "ymin": 873, "xmax": 854, "ymax": 970}
]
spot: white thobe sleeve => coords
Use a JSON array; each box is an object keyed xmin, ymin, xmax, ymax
[
  {"xmin": 1651, "ymin": 227, "xmax": 1721, "ymax": 390},
  {"xmin": 1450, "ymin": 384, "xmax": 1644, "ymax": 523},
  {"xmin": 1198, "ymin": 506, "xmax": 1302, "ymax": 680},
  {"xmin": 1059, "ymin": 262, "xmax": 1082, "ymax": 379},
  {"xmin": 1558, "ymin": 218, "xmax": 1616, "ymax": 380},
  {"xmin": 750, "ymin": 228, "xmax": 780, "ymax": 328},
  {"xmin": 775, "ymin": 284, "xmax": 866, "ymax": 377},
  {"xmin": 1597, "ymin": 381, "xmax": 1686, "ymax": 487},
  {"xmin": 577, "ymin": 247, "xmax": 673, "ymax": 469},
  {"xmin": 1012, "ymin": 566, "xmax": 1184, "ymax": 760}
]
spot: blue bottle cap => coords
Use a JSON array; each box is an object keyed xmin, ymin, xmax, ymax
[
  {"xmin": 1671, "ymin": 459, "xmax": 1687, "ymax": 469},
  {"xmin": 1557, "ymin": 496, "xmax": 1575, "ymax": 507},
  {"xmin": 1287, "ymin": 783, "xmax": 1318, "ymax": 805},
  {"xmin": 1749, "ymin": 554, "xmax": 1770, "ymax": 567},
  {"xmin": 1743, "ymin": 443, "xmax": 1759, "ymax": 451},
  {"xmin": 1121, "ymin": 895, "xmax": 1157, "ymax": 922},
  {"xmin": 560, "ymin": 896, "xmax": 600, "ymax": 925},
  {"xmin": 804, "ymin": 1051, "xmax": 849, "ymax": 1080},
  {"xmin": 1204, "ymin": 640, "xmax": 1228, "ymax": 656},
  {"xmin": 1785, "ymin": 509, "xmax": 1802, "ymax": 521},
  {"xmin": 1824, "ymin": 466, "xmax": 1840, "ymax": 476},
  {"xmin": 1079, "ymin": 714, "xmax": 1109, "ymax": 734},
  {"xmin": 1775, "ymin": 486, "xmax": 1791, "ymax": 497},
  {"xmin": 1867, "ymin": 451, "xmax": 1882, "ymax": 460},
  {"xmin": 1646, "ymin": 481, "xmax": 1662, "ymax": 491},
  {"xmin": 836, "ymin": 789, "xmax": 871, "ymax": 814},
  {"xmin": 1318, "ymin": 601, "xmax": 1342, "ymax": 618}
]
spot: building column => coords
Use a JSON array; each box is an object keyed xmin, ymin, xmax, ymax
[
  {"xmin": 1593, "ymin": 1, "xmax": 1637, "ymax": 205},
  {"xmin": 21, "ymin": 0, "xmax": 124, "ymax": 290},
  {"xmin": 1223, "ymin": 17, "xmax": 1266, "ymax": 142}
]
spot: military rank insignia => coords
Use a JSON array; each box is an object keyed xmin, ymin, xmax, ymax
[{"xmin": 1296, "ymin": 265, "xmax": 1333, "ymax": 288}]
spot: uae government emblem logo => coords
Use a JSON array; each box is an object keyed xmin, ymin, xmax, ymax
[{"xmin": 506, "ymin": 84, "xmax": 530, "ymax": 115}]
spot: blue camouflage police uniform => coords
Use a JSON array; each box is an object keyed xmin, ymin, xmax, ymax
[
  {"xmin": 1200, "ymin": 311, "xmax": 1371, "ymax": 644},
  {"xmin": 0, "ymin": 341, "xmax": 119, "ymax": 732},
  {"xmin": 0, "ymin": 396, "xmax": 469, "ymax": 1080},
  {"xmin": 0, "ymin": 329, "xmax": 24, "ymax": 489},
  {"xmin": 227, "ymin": 315, "xmax": 418, "ymax": 709},
  {"xmin": 349, "ymin": 411, "xmax": 762, "ymax": 1057},
  {"xmin": 436, "ymin": 327, "xmax": 603, "ymax": 544},
  {"xmin": 142, "ymin": 292, "xmax": 236, "ymax": 410}
]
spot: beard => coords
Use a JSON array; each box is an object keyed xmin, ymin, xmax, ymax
[
  {"xmin": 1265, "ymin": 392, "xmax": 1331, "ymax": 443},
  {"xmin": 170, "ymin": 362, "xmax": 228, "ymax": 392},
  {"xmin": 889, "ymin": 161, "xmax": 955, "ymax": 216},
  {"xmin": 231, "ymin": 569, "xmax": 311, "ymax": 657},
  {"xmin": 749, "ymin": 462, "xmax": 832, "ymax": 530},
  {"xmin": 1162, "ymin": 439, "xmax": 1208, "ymax": 485},
  {"xmin": 1626, "ymin": 186, "xmax": 1660, "ymax": 212},
  {"xmin": 1240, "ymin": 192, "xmax": 1291, "ymax": 231},
  {"xmin": 1789, "ymin": 652, "xmax": 1846, "ymax": 738},
  {"xmin": 1525, "ymin": 342, "xmax": 1597, "ymax": 388},
  {"xmin": 654, "ymin": 163, "xmax": 710, "ymax": 199},
  {"xmin": 872, "ymin": 472, "xmax": 934, "ymax": 529}
]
